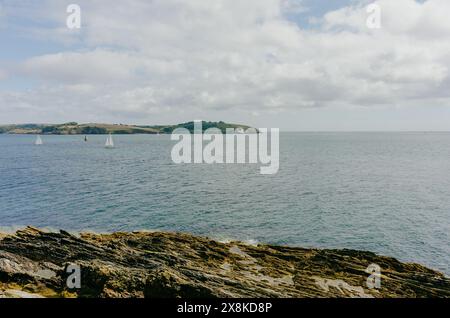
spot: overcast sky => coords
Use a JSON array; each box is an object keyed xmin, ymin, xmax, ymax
[{"xmin": 0, "ymin": 0, "xmax": 449, "ymax": 131}]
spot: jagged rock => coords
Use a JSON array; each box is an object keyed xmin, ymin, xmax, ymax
[{"xmin": 0, "ymin": 227, "xmax": 448, "ymax": 298}]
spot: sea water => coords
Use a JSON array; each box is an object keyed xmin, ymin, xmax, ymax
[{"xmin": 0, "ymin": 132, "xmax": 449, "ymax": 274}]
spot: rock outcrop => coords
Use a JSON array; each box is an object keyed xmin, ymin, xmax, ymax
[{"xmin": 0, "ymin": 227, "xmax": 449, "ymax": 298}]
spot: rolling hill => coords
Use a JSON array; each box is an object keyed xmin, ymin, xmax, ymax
[{"xmin": 0, "ymin": 121, "xmax": 253, "ymax": 135}]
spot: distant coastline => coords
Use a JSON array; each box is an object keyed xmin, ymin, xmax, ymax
[{"xmin": 0, "ymin": 121, "xmax": 252, "ymax": 135}]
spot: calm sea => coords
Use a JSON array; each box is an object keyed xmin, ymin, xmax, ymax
[{"xmin": 0, "ymin": 133, "xmax": 449, "ymax": 274}]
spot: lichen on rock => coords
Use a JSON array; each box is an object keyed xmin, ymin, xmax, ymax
[{"xmin": 0, "ymin": 227, "xmax": 449, "ymax": 298}]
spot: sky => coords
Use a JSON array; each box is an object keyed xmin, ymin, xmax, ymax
[{"xmin": 0, "ymin": 0, "xmax": 449, "ymax": 131}]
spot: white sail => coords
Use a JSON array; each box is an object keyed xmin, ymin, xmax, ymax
[
  {"xmin": 105, "ymin": 134, "xmax": 114, "ymax": 148},
  {"xmin": 35, "ymin": 135, "xmax": 43, "ymax": 145}
]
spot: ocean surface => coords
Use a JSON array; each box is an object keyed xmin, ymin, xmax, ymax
[{"xmin": 0, "ymin": 133, "xmax": 449, "ymax": 275}]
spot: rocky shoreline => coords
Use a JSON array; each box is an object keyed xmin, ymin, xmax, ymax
[{"xmin": 0, "ymin": 227, "xmax": 449, "ymax": 298}]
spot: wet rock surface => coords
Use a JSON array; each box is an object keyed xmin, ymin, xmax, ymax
[{"xmin": 0, "ymin": 227, "xmax": 449, "ymax": 298}]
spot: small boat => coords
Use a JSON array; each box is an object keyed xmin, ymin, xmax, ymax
[
  {"xmin": 105, "ymin": 133, "xmax": 114, "ymax": 149},
  {"xmin": 35, "ymin": 135, "xmax": 43, "ymax": 145}
]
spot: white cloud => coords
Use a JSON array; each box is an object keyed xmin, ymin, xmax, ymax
[
  {"xmin": 0, "ymin": 69, "xmax": 7, "ymax": 80},
  {"xmin": 323, "ymin": 0, "xmax": 450, "ymax": 38},
  {"xmin": 20, "ymin": 50, "xmax": 186, "ymax": 84},
  {"xmin": 1, "ymin": 0, "xmax": 450, "ymax": 126},
  {"xmin": 281, "ymin": 0, "xmax": 307, "ymax": 14}
]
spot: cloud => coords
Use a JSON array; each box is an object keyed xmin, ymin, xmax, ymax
[
  {"xmin": 323, "ymin": 0, "xmax": 450, "ymax": 38},
  {"xmin": 281, "ymin": 0, "xmax": 307, "ymax": 14},
  {"xmin": 20, "ymin": 50, "xmax": 185, "ymax": 84},
  {"xmin": 0, "ymin": 69, "xmax": 7, "ymax": 80},
  {"xmin": 1, "ymin": 0, "xmax": 450, "ymax": 125}
]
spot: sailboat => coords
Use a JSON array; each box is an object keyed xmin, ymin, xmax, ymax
[
  {"xmin": 35, "ymin": 135, "xmax": 43, "ymax": 145},
  {"xmin": 105, "ymin": 133, "xmax": 114, "ymax": 149}
]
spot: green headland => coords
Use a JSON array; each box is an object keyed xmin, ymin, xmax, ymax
[{"xmin": 0, "ymin": 121, "xmax": 252, "ymax": 135}]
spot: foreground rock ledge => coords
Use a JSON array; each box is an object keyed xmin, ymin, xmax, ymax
[{"xmin": 0, "ymin": 227, "xmax": 449, "ymax": 298}]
